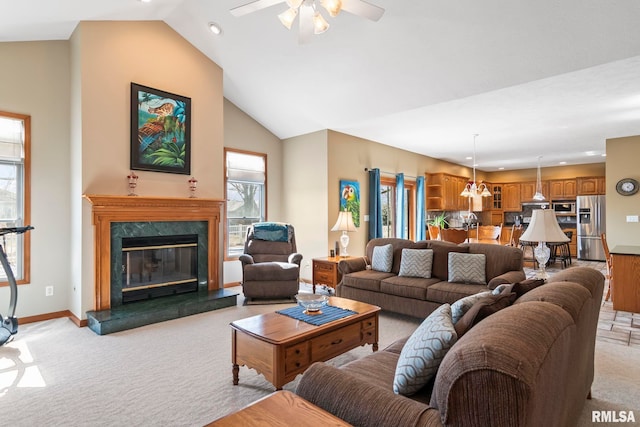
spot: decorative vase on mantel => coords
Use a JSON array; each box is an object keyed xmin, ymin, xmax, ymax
[{"xmin": 127, "ymin": 171, "xmax": 139, "ymax": 196}]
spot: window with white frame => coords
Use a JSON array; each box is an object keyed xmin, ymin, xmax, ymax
[
  {"xmin": 0, "ymin": 111, "xmax": 30, "ymax": 284},
  {"xmin": 225, "ymin": 149, "xmax": 266, "ymax": 258}
]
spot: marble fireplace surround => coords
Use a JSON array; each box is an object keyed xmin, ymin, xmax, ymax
[{"xmin": 84, "ymin": 195, "xmax": 225, "ymax": 311}]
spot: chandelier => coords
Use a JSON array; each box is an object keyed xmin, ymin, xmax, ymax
[{"xmin": 460, "ymin": 134, "xmax": 491, "ymax": 198}]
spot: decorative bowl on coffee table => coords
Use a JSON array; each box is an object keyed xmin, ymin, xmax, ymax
[{"xmin": 295, "ymin": 294, "xmax": 329, "ymax": 315}]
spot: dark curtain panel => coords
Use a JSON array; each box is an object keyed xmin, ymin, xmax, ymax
[
  {"xmin": 395, "ymin": 173, "xmax": 405, "ymax": 238},
  {"xmin": 368, "ymin": 168, "xmax": 382, "ymax": 240},
  {"xmin": 416, "ymin": 175, "xmax": 426, "ymax": 240}
]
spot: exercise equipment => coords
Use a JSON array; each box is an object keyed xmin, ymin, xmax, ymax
[{"xmin": 0, "ymin": 225, "xmax": 33, "ymax": 346}]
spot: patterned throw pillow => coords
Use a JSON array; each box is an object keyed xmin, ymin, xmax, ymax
[
  {"xmin": 393, "ymin": 304, "xmax": 457, "ymax": 396},
  {"xmin": 398, "ymin": 249, "xmax": 434, "ymax": 278},
  {"xmin": 450, "ymin": 291, "xmax": 492, "ymax": 324},
  {"xmin": 371, "ymin": 244, "xmax": 393, "ymax": 272},
  {"xmin": 448, "ymin": 253, "xmax": 486, "ymax": 284}
]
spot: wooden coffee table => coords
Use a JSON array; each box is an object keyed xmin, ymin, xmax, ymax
[
  {"xmin": 206, "ymin": 390, "xmax": 350, "ymax": 426},
  {"xmin": 231, "ymin": 296, "xmax": 379, "ymax": 390}
]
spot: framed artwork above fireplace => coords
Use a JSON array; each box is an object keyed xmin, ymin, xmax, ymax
[{"xmin": 130, "ymin": 82, "xmax": 191, "ymax": 175}]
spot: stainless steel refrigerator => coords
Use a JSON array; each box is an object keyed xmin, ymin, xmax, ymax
[{"xmin": 577, "ymin": 195, "xmax": 606, "ymax": 261}]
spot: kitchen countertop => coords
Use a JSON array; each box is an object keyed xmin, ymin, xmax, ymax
[{"xmin": 611, "ymin": 245, "xmax": 640, "ymax": 256}]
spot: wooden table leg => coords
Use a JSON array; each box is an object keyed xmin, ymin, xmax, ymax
[{"xmin": 232, "ymin": 364, "xmax": 239, "ymax": 385}]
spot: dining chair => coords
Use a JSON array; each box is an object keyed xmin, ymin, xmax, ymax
[
  {"xmin": 440, "ymin": 228, "xmax": 468, "ymax": 244},
  {"xmin": 601, "ymin": 233, "xmax": 613, "ymax": 301},
  {"xmin": 507, "ymin": 225, "xmax": 523, "ymax": 247},
  {"xmin": 428, "ymin": 225, "xmax": 440, "ymax": 240},
  {"xmin": 477, "ymin": 224, "xmax": 502, "ymax": 241}
]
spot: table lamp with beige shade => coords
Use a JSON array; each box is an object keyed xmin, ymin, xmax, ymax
[
  {"xmin": 520, "ymin": 209, "xmax": 570, "ymax": 279},
  {"xmin": 331, "ymin": 210, "xmax": 357, "ymax": 257}
]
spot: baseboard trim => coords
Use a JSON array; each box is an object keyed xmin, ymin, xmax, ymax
[{"xmin": 19, "ymin": 310, "xmax": 88, "ymax": 327}]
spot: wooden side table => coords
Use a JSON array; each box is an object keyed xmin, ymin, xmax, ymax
[
  {"xmin": 206, "ymin": 390, "xmax": 350, "ymax": 426},
  {"xmin": 312, "ymin": 256, "xmax": 357, "ymax": 293}
]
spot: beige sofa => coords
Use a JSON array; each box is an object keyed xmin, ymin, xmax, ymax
[
  {"xmin": 337, "ymin": 238, "xmax": 526, "ymax": 318},
  {"xmin": 296, "ymin": 267, "xmax": 605, "ymax": 426}
]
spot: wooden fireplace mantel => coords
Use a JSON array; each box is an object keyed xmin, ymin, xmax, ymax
[{"xmin": 84, "ymin": 194, "xmax": 225, "ymax": 311}]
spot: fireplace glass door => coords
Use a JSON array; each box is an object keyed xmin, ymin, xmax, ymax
[{"xmin": 121, "ymin": 234, "xmax": 198, "ymax": 303}]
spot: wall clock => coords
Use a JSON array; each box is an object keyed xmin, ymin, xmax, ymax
[{"xmin": 616, "ymin": 178, "xmax": 639, "ymax": 196}]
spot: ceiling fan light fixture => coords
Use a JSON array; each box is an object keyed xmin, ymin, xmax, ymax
[
  {"xmin": 321, "ymin": 0, "xmax": 342, "ymax": 17},
  {"xmin": 278, "ymin": 7, "xmax": 298, "ymax": 30},
  {"xmin": 286, "ymin": 0, "xmax": 304, "ymax": 8},
  {"xmin": 313, "ymin": 11, "xmax": 330, "ymax": 34}
]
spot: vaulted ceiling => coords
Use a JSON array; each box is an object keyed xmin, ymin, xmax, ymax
[{"xmin": 3, "ymin": 0, "xmax": 640, "ymax": 170}]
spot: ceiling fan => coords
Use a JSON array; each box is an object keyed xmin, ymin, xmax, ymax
[{"xmin": 230, "ymin": 0, "xmax": 385, "ymax": 43}]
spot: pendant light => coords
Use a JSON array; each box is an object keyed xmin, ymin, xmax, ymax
[
  {"xmin": 532, "ymin": 155, "xmax": 545, "ymax": 201},
  {"xmin": 460, "ymin": 134, "xmax": 491, "ymax": 198}
]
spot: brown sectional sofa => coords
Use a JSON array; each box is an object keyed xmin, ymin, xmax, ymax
[
  {"xmin": 296, "ymin": 267, "xmax": 605, "ymax": 426},
  {"xmin": 337, "ymin": 238, "xmax": 526, "ymax": 318}
]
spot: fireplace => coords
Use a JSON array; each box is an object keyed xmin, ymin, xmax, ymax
[
  {"xmin": 121, "ymin": 234, "xmax": 198, "ymax": 303},
  {"xmin": 84, "ymin": 195, "xmax": 237, "ymax": 335}
]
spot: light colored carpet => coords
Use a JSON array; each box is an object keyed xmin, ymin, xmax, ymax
[{"xmin": 1, "ymin": 279, "xmax": 638, "ymax": 426}]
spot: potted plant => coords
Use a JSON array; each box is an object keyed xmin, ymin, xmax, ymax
[
  {"xmin": 428, "ymin": 212, "xmax": 448, "ymax": 229},
  {"xmin": 427, "ymin": 212, "xmax": 448, "ymax": 240}
]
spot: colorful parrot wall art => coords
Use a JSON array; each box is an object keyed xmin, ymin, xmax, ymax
[{"xmin": 340, "ymin": 180, "xmax": 360, "ymax": 227}]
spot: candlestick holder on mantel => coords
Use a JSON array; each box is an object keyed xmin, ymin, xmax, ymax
[
  {"xmin": 127, "ymin": 171, "xmax": 139, "ymax": 196},
  {"xmin": 188, "ymin": 176, "xmax": 198, "ymax": 198}
]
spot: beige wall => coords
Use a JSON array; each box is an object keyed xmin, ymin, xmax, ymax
[
  {"xmin": 0, "ymin": 41, "xmax": 72, "ymax": 318},
  {"xmin": 605, "ymin": 136, "xmax": 640, "ymax": 248},
  {"xmin": 74, "ymin": 21, "xmax": 224, "ymax": 318},
  {"xmin": 223, "ymin": 98, "xmax": 283, "ymax": 284},
  {"xmin": 282, "ymin": 131, "xmax": 329, "ymax": 282}
]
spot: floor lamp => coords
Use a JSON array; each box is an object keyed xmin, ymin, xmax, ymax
[{"xmin": 519, "ymin": 209, "xmax": 569, "ymax": 279}]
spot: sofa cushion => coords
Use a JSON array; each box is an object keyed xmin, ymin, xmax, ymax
[
  {"xmin": 448, "ymin": 253, "xmax": 486, "ymax": 285},
  {"xmin": 450, "ymin": 290, "xmax": 492, "ymax": 324},
  {"xmin": 425, "ymin": 281, "xmax": 488, "ymax": 305},
  {"xmin": 431, "ymin": 243, "xmax": 469, "ymax": 281},
  {"xmin": 393, "ymin": 304, "xmax": 457, "ymax": 396},
  {"xmin": 454, "ymin": 292, "xmax": 517, "ymax": 338},
  {"xmin": 372, "ymin": 244, "xmax": 393, "ymax": 272},
  {"xmin": 465, "ymin": 243, "xmax": 525, "ymax": 282},
  {"xmin": 399, "ymin": 249, "xmax": 434, "ymax": 278},
  {"xmin": 243, "ymin": 262, "xmax": 299, "ymax": 281},
  {"xmin": 341, "ymin": 269, "xmax": 393, "ymax": 292},
  {"xmin": 380, "ymin": 275, "xmax": 440, "ymax": 300},
  {"xmin": 514, "ymin": 281, "xmax": 591, "ymax": 323}
]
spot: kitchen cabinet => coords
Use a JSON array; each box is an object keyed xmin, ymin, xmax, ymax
[
  {"xmin": 610, "ymin": 246, "xmax": 640, "ymax": 313},
  {"xmin": 577, "ymin": 177, "xmax": 605, "ymax": 195},
  {"xmin": 520, "ymin": 181, "xmax": 550, "ymax": 201},
  {"xmin": 492, "ymin": 184, "xmax": 503, "ymax": 210},
  {"xmin": 426, "ymin": 173, "xmax": 470, "ymax": 211},
  {"xmin": 548, "ymin": 179, "xmax": 577, "ymax": 199},
  {"xmin": 503, "ymin": 183, "xmax": 521, "ymax": 212},
  {"xmin": 490, "ymin": 211, "xmax": 503, "ymax": 226}
]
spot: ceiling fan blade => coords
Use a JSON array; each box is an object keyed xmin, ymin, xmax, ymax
[
  {"xmin": 230, "ymin": 0, "xmax": 285, "ymax": 17},
  {"xmin": 298, "ymin": 3, "xmax": 314, "ymax": 44},
  {"xmin": 340, "ymin": 0, "xmax": 385, "ymax": 21}
]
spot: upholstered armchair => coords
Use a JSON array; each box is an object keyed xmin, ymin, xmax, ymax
[{"xmin": 239, "ymin": 223, "xmax": 302, "ymax": 301}]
